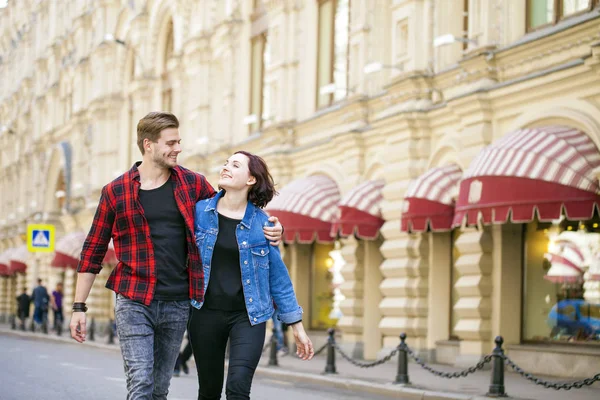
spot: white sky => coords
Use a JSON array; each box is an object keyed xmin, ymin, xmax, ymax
[{"xmin": 0, "ymin": 0, "xmax": 7, "ymax": 9}]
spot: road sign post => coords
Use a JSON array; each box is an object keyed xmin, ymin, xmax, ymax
[{"xmin": 27, "ymin": 224, "xmax": 55, "ymax": 253}]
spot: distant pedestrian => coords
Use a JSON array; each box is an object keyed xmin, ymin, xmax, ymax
[
  {"xmin": 173, "ymin": 332, "xmax": 192, "ymax": 377},
  {"xmin": 16, "ymin": 288, "xmax": 30, "ymax": 330},
  {"xmin": 31, "ymin": 279, "xmax": 49, "ymax": 327},
  {"xmin": 50, "ymin": 282, "xmax": 64, "ymax": 331},
  {"xmin": 271, "ymin": 308, "xmax": 289, "ymax": 354}
]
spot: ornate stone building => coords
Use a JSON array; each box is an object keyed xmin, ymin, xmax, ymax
[{"xmin": 1, "ymin": 0, "xmax": 599, "ymax": 378}]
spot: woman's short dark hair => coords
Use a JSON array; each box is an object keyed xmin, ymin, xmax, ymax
[{"xmin": 235, "ymin": 151, "xmax": 277, "ymax": 208}]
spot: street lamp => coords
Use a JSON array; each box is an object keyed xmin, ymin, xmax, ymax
[
  {"xmin": 363, "ymin": 62, "xmax": 403, "ymax": 75},
  {"xmin": 103, "ymin": 33, "xmax": 149, "ymax": 78},
  {"xmin": 433, "ymin": 33, "xmax": 478, "ymax": 48}
]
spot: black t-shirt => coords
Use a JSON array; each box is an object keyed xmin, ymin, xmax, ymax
[
  {"xmin": 139, "ymin": 180, "xmax": 188, "ymax": 301},
  {"xmin": 203, "ymin": 213, "xmax": 246, "ymax": 311}
]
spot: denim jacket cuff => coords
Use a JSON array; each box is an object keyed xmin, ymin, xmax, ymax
[{"xmin": 277, "ymin": 307, "xmax": 303, "ymax": 324}]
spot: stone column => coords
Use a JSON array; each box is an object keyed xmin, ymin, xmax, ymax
[
  {"xmin": 86, "ymin": 265, "xmax": 113, "ymax": 324},
  {"xmin": 453, "ymin": 227, "xmax": 493, "ymax": 366},
  {"xmin": 338, "ymin": 237, "xmax": 364, "ymax": 357},
  {"xmin": 63, "ymin": 268, "xmax": 76, "ymax": 315},
  {"xmin": 427, "ymin": 231, "xmax": 452, "ymax": 358},
  {"xmin": 363, "ymin": 237, "xmax": 383, "ymax": 360},
  {"xmin": 7, "ymin": 275, "xmax": 17, "ymax": 318},
  {"xmin": 0, "ymin": 277, "xmax": 8, "ymax": 322},
  {"xmin": 379, "ymin": 232, "xmax": 429, "ymax": 351}
]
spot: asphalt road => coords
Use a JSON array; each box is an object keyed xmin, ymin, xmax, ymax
[{"xmin": 0, "ymin": 334, "xmax": 396, "ymax": 400}]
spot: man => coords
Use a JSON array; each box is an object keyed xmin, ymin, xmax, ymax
[
  {"xmin": 31, "ymin": 279, "xmax": 49, "ymax": 330},
  {"xmin": 50, "ymin": 282, "xmax": 64, "ymax": 332},
  {"xmin": 69, "ymin": 112, "xmax": 282, "ymax": 400},
  {"xmin": 16, "ymin": 287, "xmax": 30, "ymax": 331}
]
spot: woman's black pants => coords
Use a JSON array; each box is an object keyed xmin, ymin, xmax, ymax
[{"xmin": 189, "ymin": 307, "xmax": 266, "ymax": 400}]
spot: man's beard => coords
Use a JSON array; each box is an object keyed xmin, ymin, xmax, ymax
[{"xmin": 153, "ymin": 152, "xmax": 176, "ymax": 169}]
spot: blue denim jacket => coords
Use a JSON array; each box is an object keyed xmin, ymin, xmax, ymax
[{"xmin": 191, "ymin": 190, "xmax": 303, "ymax": 326}]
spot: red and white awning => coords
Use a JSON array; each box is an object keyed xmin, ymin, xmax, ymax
[
  {"xmin": 401, "ymin": 164, "xmax": 463, "ymax": 232},
  {"xmin": 10, "ymin": 245, "xmax": 28, "ymax": 274},
  {"xmin": 0, "ymin": 248, "xmax": 16, "ymax": 276},
  {"xmin": 544, "ymin": 239, "xmax": 585, "ymax": 283},
  {"xmin": 52, "ymin": 231, "xmax": 117, "ymax": 268},
  {"xmin": 331, "ymin": 180, "xmax": 385, "ymax": 239},
  {"xmin": 453, "ymin": 126, "xmax": 600, "ymax": 227},
  {"xmin": 266, "ymin": 175, "xmax": 341, "ymax": 243}
]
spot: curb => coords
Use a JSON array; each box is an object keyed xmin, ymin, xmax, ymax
[
  {"xmin": 0, "ymin": 328, "xmax": 521, "ymax": 400},
  {"xmin": 253, "ymin": 366, "xmax": 517, "ymax": 400}
]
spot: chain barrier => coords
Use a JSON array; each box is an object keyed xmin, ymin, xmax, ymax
[
  {"xmin": 406, "ymin": 346, "xmax": 492, "ymax": 378},
  {"xmin": 332, "ymin": 342, "xmax": 399, "ymax": 368},
  {"xmin": 503, "ymin": 354, "xmax": 600, "ymax": 390}
]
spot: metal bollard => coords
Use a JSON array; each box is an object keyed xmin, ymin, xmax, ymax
[
  {"xmin": 41, "ymin": 318, "xmax": 48, "ymax": 334},
  {"xmin": 487, "ymin": 336, "xmax": 507, "ymax": 398},
  {"xmin": 56, "ymin": 319, "xmax": 63, "ymax": 336},
  {"xmin": 394, "ymin": 333, "xmax": 410, "ymax": 385},
  {"xmin": 107, "ymin": 319, "xmax": 115, "ymax": 345},
  {"xmin": 10, "ymin": 314, "xmax": 16, "ymax": 330},
  {"xmin": 89, "ymin": 318, "xmax": 95, "ymax": 341},
  {"xmin": 323, "ymin": 328, "xmax": 337, "ymax": 374},
  {"xmin": 268, "ymin": 328, "xmax": 279, "ymax": 366},
  {"xmin": 30, "ymin": 318, "xmax": 35, "ymax": 332}
]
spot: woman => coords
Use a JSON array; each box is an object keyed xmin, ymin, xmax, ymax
[{"xmin": 190, "ymin": 151, "xmax": 313, "ymax": 400}]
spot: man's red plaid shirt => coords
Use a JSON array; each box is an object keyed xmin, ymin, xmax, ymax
[{"xmin": 77, "ymin": 163, "xmax": 216, "ymax": 305}]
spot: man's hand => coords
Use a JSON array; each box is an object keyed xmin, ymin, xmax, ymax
[
  {"xmin": 70, "ymin": 312, "xmax": 87, "ymax": 343},
  {"xmin": 263, "ymin": 216, "xmax": 283, "ymax": 246}
]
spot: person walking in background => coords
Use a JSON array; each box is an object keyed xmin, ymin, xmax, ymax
[
  {"xmin": 69, "ymin": 112, "xmax": 283, "ymax": 400},
  {"xmin": 16, "ymin": 287, "xmax": 30, "ymax": 330},
  {"xmin": 189, "ymin": 151, "xmax": 313, "ymax": 400},
  {"xmin": 31, "ymin": 279, "xmax": 49, "ymax": 330},
  {"xmin": 50, "ymin": 282, "xmax": 64, "ymax": 332},
  {"xmin": 173, "ymin": 332, "xmax": 192, "ymax": 377},
  {"xmin": 271, "ymin": 308, "xmax": 289, "ymax": 355}
]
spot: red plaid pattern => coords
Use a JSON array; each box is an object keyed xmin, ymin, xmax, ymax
[{"xmin": 78, "ymin": 163, "xmax": 216, "ymax": 305}]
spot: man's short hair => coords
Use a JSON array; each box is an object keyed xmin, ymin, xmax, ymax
[{"xmin": 137, "ymin": 112, "xmax": 179, "ymax": 155}]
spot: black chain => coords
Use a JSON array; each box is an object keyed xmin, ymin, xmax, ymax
[
  {"xmin": 406, "ymin": 346, "xmax": 492, "ymax": 378},
  {"xmin": 503, "ymin": 355, "xmax": 600, "ymax": 390},
  {"xmin": 332, "ymin": 342, "xmax": 399, "ymax": 368}
]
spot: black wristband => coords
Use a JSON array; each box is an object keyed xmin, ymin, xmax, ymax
[{"xmin": 72, "ymin": 302, "xmax": 88, "ymax": 312}]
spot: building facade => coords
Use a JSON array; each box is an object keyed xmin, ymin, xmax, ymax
[{"xmin": 1, "ymin": 0, "xmax": 600, "ymax": 378}]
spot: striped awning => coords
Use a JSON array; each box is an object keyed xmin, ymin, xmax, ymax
[
  {"xmin": 266, "ymin": 175, "xmax": 341, "ymax": 243},
  {"xmin": 0, "ymin": 248, "xmax": 16, "ymax": 276},
  {"xmin": 453, "ymin": 126, "xmax": 600, "ymax": 227},
  {"xmin": 544, "ymin": 239, "xmax": 585, "ymax": 283},
  {"xmin": 401, "ymin": 164, "xmax": 463, "ymax": 232},
  {"xmin": 10, "ymin": 245, "xmax": 28, "ymax": 274},
  {"xmin": 331, "ymin": 180, "xmax": 385, "ymax": 239},
  {"xmin": 52, "ymin": 231, "xmax": 117, "ymax": 268}
]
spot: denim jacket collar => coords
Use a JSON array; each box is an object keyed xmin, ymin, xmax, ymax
[{"xmin": 204, "ymin": 190, "xmax": 256, "ymax": 230}]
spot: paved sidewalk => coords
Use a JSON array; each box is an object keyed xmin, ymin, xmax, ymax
[{"xmin": 2, "ymin": 325, "xmax": 599, "ymax": 400}]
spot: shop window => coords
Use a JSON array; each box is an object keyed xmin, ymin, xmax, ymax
[
  {"xmin": 316, "ymin": 0, "xmax": 350, "ymax": 108},
  {"xmin": 249, "ymin": 33, "xmax": 266, "ymax": 133},
  {"xmin": 527, "ymin": 0, "xmax": 599, "ymax": 32},
  {"xmin": 310, "ymin": 242, "xmax": 337, "ymax": 330},
  {"xmin": 522, "ymin": 218, "xmax": 600, "ymax": 345}
]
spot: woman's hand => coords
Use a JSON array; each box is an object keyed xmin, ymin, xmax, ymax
[{"xmin": 291, "ymin": 322, "xmax": 314, "ymax": 360}]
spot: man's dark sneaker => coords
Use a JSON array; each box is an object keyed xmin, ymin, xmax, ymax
[{"xmin": 181, "ymin": 361, "xmax": 189, "ymax": 375}]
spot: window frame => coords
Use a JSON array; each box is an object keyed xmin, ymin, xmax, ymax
[
  {"xmin": 526, "ymin": 0, "xmax": 599, "ymax": 33},
  {"xmin": 248, "ymin": 32, "xmax": 267, "ymax": 134},
  {"xmin": 316, "ymin": 0, "xmax": 337, "ymax": 109}
]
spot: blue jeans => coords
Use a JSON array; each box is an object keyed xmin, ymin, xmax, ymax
[{"xmin": 115, "ymin": 294, "xmax": 190, "ymax": 400}]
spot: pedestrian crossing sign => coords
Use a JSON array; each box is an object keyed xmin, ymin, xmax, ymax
[{"xmin": 27, "ymin": 224, "xmax": 55, "ymax": 253}]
